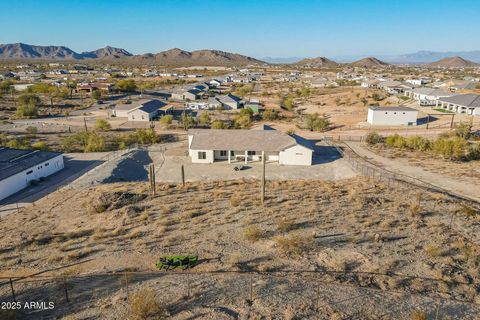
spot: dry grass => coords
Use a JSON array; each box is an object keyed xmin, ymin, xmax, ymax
[
  {"xmin": 244, "ymin": 225, "xmax": 264, "ymax": 242},
  {"xmin": 129, "ymin": 287, "xmax": 165, "ymax": 319},
  {"xmin": 275, "ymin": 233, "xmax": 313, "ymax": 256}
]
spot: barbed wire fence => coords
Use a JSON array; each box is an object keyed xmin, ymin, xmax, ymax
[{"xmin": 1, "ymin": 269, "xmax": 480, "ymax": 319}]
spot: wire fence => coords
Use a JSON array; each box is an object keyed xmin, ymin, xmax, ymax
[{"xmin": 0, "ymin": 270, "xmax": 479, "ymax": 319}]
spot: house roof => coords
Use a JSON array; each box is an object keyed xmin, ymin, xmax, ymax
[
  {"xmin": 411, "ymin": 87, "xmax": 453, "ymax": 97},
  {"xmin": 0, "ymin": 147, "xmax": 63, "ymax": 181},
  {"xmin": 438, "ymin": 94, "xmax": 480, "ymax": 108},
  {"xmin": 188, "ymin": 129, "xmax": 303, "ymax": 152},
  {"xmin": 134, "ymin": 99, "xmax": 167, "ymax": 113},
  {"xmin": 217, "ymin": 94, "xmax": 241, "ymax": 104},
  {"xmin": 368, "ymin": 106, "xmax": 417, "ymax": 112}
]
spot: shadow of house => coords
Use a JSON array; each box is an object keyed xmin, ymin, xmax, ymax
[
  {"xmin": 417, "ymin": 115, "xmax": 439, "ymax": 125},
  {"xmin": 101, "ymin": 150, "xmax": 152, "ymax": 183}
]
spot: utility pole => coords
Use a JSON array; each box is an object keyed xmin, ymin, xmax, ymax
[{"xmin": 261, "ymin": 151, "xmax": 265, "ymax": 205}]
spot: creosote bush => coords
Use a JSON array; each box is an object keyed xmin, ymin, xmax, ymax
[{"xmin": 244, "ymin": 225, "xmax": 264, "ymax": 242}]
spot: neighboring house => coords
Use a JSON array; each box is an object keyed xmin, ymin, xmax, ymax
[
  {"xmin": 10, "ymin": 84, "xmax": 34, "ymax": 92},
  {"xmin": 404, "ymin": 88, "xmax": 455, "ymax": 106},
  {"xmin": 75, "ymin": 83, "xmax": 113, "ymax": 94},
  {"xmin": 405, "ymin": 78, "xmax": 432, "ymax": 86},
  {"xmin": 215, "ymin": 94, "xmax": 242, "ymax": 110},
  {"xmin": 436, "ymin": 94, "xmax": 480, "ymax": 116},
  {"xmin": 361, "ymin": 79, "xmax": 380, "ymax": 88},
  {"xmin": 367, "ymin": 106, "xmax": 418, "ymax": 126},
  {"xmin": 111, "ymin": 103, "xmax": 136, "ymax": 117},
  {"xmin": 0, "ymin": 147, "xmax": 64, "ymax": 202},
  {"xmin": 185, "ymin": 102, "xmax": 209, "ymax": 110},
  {"xmin": 188, "ymin": 127, "xmax": 313, "ymax": 166},
  {"xmin": 209, "ymin": 79, "xmax": 222, "ymax": 87},
  {"xmin": 127, "ymin": 99, "xmax": 170, "ymax": 122},
  {"xmin": 377, "ymin": 80, "xmax": 413, "ymax": 95},
  {"xmin": 171, "ymin": 87, "xmax": 203, "ymax": 101}
]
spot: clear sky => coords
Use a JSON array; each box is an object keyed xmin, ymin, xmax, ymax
[{"xmin": 1, "ymin": 0, "xmax": 479, "ymax": 58}]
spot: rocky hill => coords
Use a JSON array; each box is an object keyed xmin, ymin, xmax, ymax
[
  {"xmin": 0, "ymin": 43, "xmax": 263, "ymax": 66},
  {"xmin": 294, "ymin": 56, "xmax": 338, "ymax": 68},
  {"xmin": 350, "ymin": 57, "xmax": 389, "ymax": 68},
  {"xmin": 428, "ymin": 56, "xmax": 478, "ymax": 68}
]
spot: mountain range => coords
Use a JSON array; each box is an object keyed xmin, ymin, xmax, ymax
[{"xmin": 0, "ymin": 43, "xmax": 264, "ymax": 66}]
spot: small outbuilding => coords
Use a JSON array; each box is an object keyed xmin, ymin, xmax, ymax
[{"xmin": 367, "ymin": 106, "xmax": 418, "ymax": 126}]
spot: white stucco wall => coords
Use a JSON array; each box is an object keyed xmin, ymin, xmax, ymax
[
  {"xmin": 190, "ymin": 149, "xmax": 214, "ymax": 163},
  {"xmin": 128, "ymin": 110, "xmax": 153, "ymax": 122},
  {"xmin": 367, "ymin": 109, "xmax": 418, "ymax": 126},
  {"xmin": 0, "ymin": 155, "xmax": 64, "ymax": 201},
  {"xmin": 279, "ymin": 145, "xmax": 312, "ymax": 166}
]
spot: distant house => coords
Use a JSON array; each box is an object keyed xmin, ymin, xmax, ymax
[
  {"xmin": 127, "ymin": 99, "xmax": 170, "ymax": 122},
  {"xmin": 171, "ymin": 87, "xmax": 204, "ymax": 101},
  {"xmin": 75, "ymin": 82, "xmax": 113, "ymax": 94},
  {"xmin": 367, "ymin": 106, "xmax": 418, "ymax": 126},
  {"xmin": 377, "ymin": 80, "xmax": 413, "ymax": 95},
  {"xmin": 405, "ymin": 78, "xmax": 432, "ymax": 86},
  {"xmin": 0, "ymin": 147, "xmax": 64, "ymax": 202},
  {"xmin": 188, "ymin": 127, "xmax": 313, "ymax": 166},
  {"xmin": 436, "ymin": 94, "xmax": 480, "ymax": 115},
  {"xmin": 10, "ymin": 84, "xmax": 34, "ymax": 92},
  {"xmin": 404, "ymin": 88, "xmax": 455, "ymax": 106},
  {"xmin": 361, "ymin": 79, "xmax": 380, "ymax": 88},
  {"xmin": 185, "ymin": 101, "xmax": 209, "ymax": 110},
  {"xmin": 209, "ymin": 79, "xmax": 222, "ymax": 87},
  {"xmin": 207, "ymin": 94, "xmax": 242, "ymax": 110}
]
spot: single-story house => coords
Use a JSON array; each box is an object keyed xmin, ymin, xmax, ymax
[
  {"xmin": 171, "ymin": 87, "xmax": 203, "ymax": 101},
  {"xmin": 404, "ymin": 88, "xmax": 455, "ymax": 105},
  {"xmin": 377, "ymin": 81, "xmax": 414, "ymax": 95},
  {"xmin": 361, "ymin": 79, "xmax": 380, "ymax": 88},
  {"xmin": 207, "ymin": 94, "xmax": 242, "ymax": 110},
  {"xmin": 10, "ymin": 84, "xmax": 34, "ymax": 92},
  {"xmin": 367, "ymin": 106, "xmax": 418, "ymax": 126},
  {"xmin": 185, "ymin": 102, "xmax": 209, "ymax": 110},
  {"xmin": 75, "ymin": 83, "xmax": 113, "ymax": 94},
  {"xmin": 0, "ymin": 147, "xmax": 64, "ymax": 202},
  {"xmin": 127, "ymin": 99, "xmax": 170, "ymax": 121},
  {"xmin": 188, "ymin": 127, "xmax": 313, "ymax": 166},
  {"xmin": 436, "ymin": 94, "xmax": 480, "ymax": 115}
]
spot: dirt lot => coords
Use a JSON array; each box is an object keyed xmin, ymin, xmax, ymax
[{"xmin": 0, "ymin": 176, "xmax": 479, "ymax": 318}]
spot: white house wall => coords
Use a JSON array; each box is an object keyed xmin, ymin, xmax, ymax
[
  {"xmin": 279, "ymin": 145, "xmax": 312, "ymax": 166},
  {"xmin": 0, "ymin": 155, "xmax": 64, "ymax": 201},
  {"xmin": 190, "ymin": 149, "xmax": 214, "ymax": 163},
  {"xmin": 367, "ymin": 109, "xmax": 418, "ymax": 126}
]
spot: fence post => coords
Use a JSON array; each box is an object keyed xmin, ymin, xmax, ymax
[
  {"xmin": 435, "ymin": 300, "xmax": 440, "ymax": 320},
  {"xmin": 9, "ymin": 278, "xmax": 16, "ymax": 302},
  {"xmin": 124, "ymin": 273, "xmax": 129, "ymax": 302},
  {"xmin": 186, "ymin": 273, "xmax": 191, "ymax": 298},
  {"xmin": 181, "ymin": 165, "xmax": 185, "ymax": 187},
  {"xmin": 249, "ymin": 273, "xmax": 254, "ymax": 304},
  {"xmin": 63, "ymin": 276, "xmax": 70, "ymax": 303}
]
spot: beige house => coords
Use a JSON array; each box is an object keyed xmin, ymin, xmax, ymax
[{"xmin": 188, "ymin": 127, "xmax": 313, "ymax": 166}]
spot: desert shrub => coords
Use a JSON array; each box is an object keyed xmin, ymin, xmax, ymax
[
  {"xmin": 84, "ymin": 132, "xmax": 106, "ymax": 152},
  {"xmin": 385, "ymin": 134, "xmax": 406, "ymax": 148},
  {"xmin": 129, "ymin": 288, "xmax": 164, "ymax": 320},
  {"xmin": 25, "ymin": 126, "xmax": 38, "ymax": 135},
  {"xmin": 410, "ymin": 310, "xmax": 427, "ymax": 320},
  {"xmin": 305, "ymin": 113, "xmax": 331, "ymax": 132},
  {"xmin": 134, "ymin": 128, "xmax": 159, "ymax": 145},
  {"xmin": 244, "ymin": 225, "xmax": 264, "ymax": 242},
  {"xmin": 365, "ymin": 132, "xmax": 384, "ymax": 145},
  {"xmin": 94, "ymin": 119, "xmax": 111, "ymax": 131},
  {"xmin": 424, "ymin": 244, "xmax": 441, "ymax": 258},
  {"xmin": 229, "ymin": 196, "xmax": 241, "ymax": 207},
  {"xmin": 276, "ymin": 217, "xmax": 295, "ymax": 232},
  {"xmin": 405, "ymin": 136, "xmax": 431, "ymax": 151},
  {"xmin": 16, "ymin": 94, "xmax": 40, "ymax": 117},
  {"xmin": 211, "ymin": 120, "xmax": 228, "ymax": 129},
  {"xmin": 432, "ymin": 137, "xmax": 468, "ymax": 160},
  {"xmin": 31, "ymin": 141, "xmax": 49, "ymax": 151},
  {"xmin": 262, "ymin": 108, "xmax": 279, "ymax": 120},
  {"xmin": 159, "ymin": 114, "xmax": 173, "ymax": 125},
  {"xmin": 280, "ymin": 95, "xmax": 295, "ymax": 111},
  {"xmin": 454, "ymin": 122, "xmax": 473, "ymax": 140},
  {"xmin": 197, "ymin": 112, "xmax": 211, "ymax": 125},
  {"xmin": 275, "ymin": 233, "xmax": 312, "ymax": 256}
]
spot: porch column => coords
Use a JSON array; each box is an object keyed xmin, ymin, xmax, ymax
[
  {"xmin": 228, "ymin": 150, "xmax": 231, "ymax": 164},
  {"xmin": 244, "ymin": 150, "xmax": 248, "ymax": 164}
]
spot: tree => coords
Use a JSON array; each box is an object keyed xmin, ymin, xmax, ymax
[
  {"xmin": 365, "ymin": 132, "xmax": 384, "ymax": 145},
  {"xmin": 66, "ymin": 81, "xmax": 77, "ymax": 99},
  {"xmin": 305, "ymin": 113, "xmax": 331, "ymax": 132},
  {"xmin": 134, "ymin": 128, "xmax": 159, "ymax": 144},
  {"xmin": 115, "ymin": 79, "xmax": 137, "ymax": 93},
  {"xmin": 280, "ymin": 95, "xmax": 295, "ymax": 111},
  {"xmin": 84, "ymin": 132, "xmax": 106, "ymax": 152},
  {"xmin": 197, "ymin": 112, "xmax": 211, "ymax": 125},
  {"xmin": 16, "ymin": 94, "xmax": 40, "ymax": 117},
  {"xmin": 180, "ymin": 112, "xmax": 195, "ymax": 130},
  {"xmin": 92, "ymin": 90, "xmax": 102, "ymax": 101},
  {"xmin": 95, "ymin": 119, "xmax": 111, "ymax": 131}
]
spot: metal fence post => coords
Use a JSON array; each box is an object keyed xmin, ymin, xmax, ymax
[
  {"xmin": 9, "ymin": 278, "xmax": 16, "ymax": 302},
  {"xmin": 63, "ymin": 276, "xmax": 70, "ymax": 303}
]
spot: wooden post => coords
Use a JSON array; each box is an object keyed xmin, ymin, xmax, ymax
[
  {"xmin": 249, "ymin": 273, "xmax": 254, "ymax": 303},
  {"xmin": 9, "ymin": 278, "xmax": 16, "ymax": 302},
  {"xmin": 181, "ymin": 165, "xmax": 185, "ymax": 187},
  {"xmin": 186, "ymin": 273, "xmax": 191, "ymax": 298},
  {"xmin": 450, "ymin": 114, "xmax": 455, "ymax": 129},
  {"xmin": 83, "ymin": 117, "xmax": 88, "ymax": 132},
  {"xmin": 261, "ymin": 151, "xmax": 265, "ymax": 205},
  {"xmin": 152, "ymin": 164, "xmax": 156, "ymax": 196},
  {"xmin": 426, "ymin": 114, "xmax": 430, "ymax": 129},
  {"xmin": 63, "ymin": 277, "xmax": 70, "ymax": 303}
]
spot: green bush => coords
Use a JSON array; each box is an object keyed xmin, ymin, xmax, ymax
[
  {"xmin": 365, "ymin": 132, "xmax": 384, "ymax": 145},
  {"xmin": 432, "ymin": 137, "xmax": 468, "ymax": 160},
  {"xmin": 211, "ymin": 120, "xmax": 228, "ymax": 129},
  {"xmin": 262, "ymin": 108, "xmax": 279, "ymax": 120},
  {"xmin": 159, "ymin": 115, "xmax": 173, "ymax": 125},
  {"xmin": 305, "ymin": 113, "xmax": 331, "ymax": 132},
  {"xmin": 94, "ymin": 119, "xmax": 111, "ymax": 131},
  {"xmin": 405, "ymin": 136, "xmax": 431, "ymax": 151}
]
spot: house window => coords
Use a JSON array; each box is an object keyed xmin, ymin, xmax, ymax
[
  {"xmin": 141, "ymin": 115, "xmax": 145, "ymax": 120},
  {"xmin": 385, "ymin": 112, "xmax": 388, "ymax": 114},
  {"xmin": 247, "ymin": 151, "xmax": 256, "ymax": 156},
  {"xmin": 26, "ymin": 170, "xmax": 33, "ymax": 175},
  {"xmin": 132, "ymin": 115, "xmax": 135, "ymax": 120},
  {"xmin": 403, "ymin": 112, "xmax": 405, "ymax": 114},
  {"xmin": 220, "ymin": 150, "xmax": 227, "ymax": 157},
  {"xmin": 45, "ymin": 163, "xmax": 49, "ymax": 166},
  {"xmin": 198, "ymin": 151, "xmax": 207, "ymax": 160},
  {"xmin": 394, "ymin": 112, "xmax": 397, "ymax": 114},
  {"xmin": 230, "ymin": 151, "xmax": 235, "ymax": 156}
]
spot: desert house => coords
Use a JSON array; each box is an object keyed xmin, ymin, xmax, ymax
[
  {"xmin": 126, "ymin": 99, "xmax": 170, "ymax": 121},
  {"xmin": 75, "ymin": 82, "xmax": 113, "ymax": 94},
  {"xmin": 207, "ymin": 94, "xmax": 242, "ymax": 110},
  {"xmin": 0, "ymin": 147, "xmax": 64, "ymax": 201},
  {"xmin": 436, "ymin": 94, "xmax": 480, "ymax": 115},
  {"xmin": 404, "ymin": 87, "xmax": 455, "ymax": 106},
  {"xmin": 188, "ymin": 126, "xmax": 313, "ymax": 166},
  {"xmin": 367, "ymin": 106, "xmax": 418, "ymax": 126}
]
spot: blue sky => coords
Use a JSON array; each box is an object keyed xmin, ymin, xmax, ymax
[{"xmin": 1, "ymin": 0, "xmax": 479, "ymax": 58}]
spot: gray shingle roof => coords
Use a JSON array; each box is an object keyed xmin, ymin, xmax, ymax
[
  {"xmin": 438, "ymin": 94, "xmax": 480, "ymax": 108},
  {"xmin": 136, "ymin": 99, "xmax": 166, "ymax": 113},
  {"xmin": 188, "ymin": 129, "xmax": 299, "ymax": 152},
  {"xmin": 0, "ymin": 147, "xmax": 62, "ymax": 181}
]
